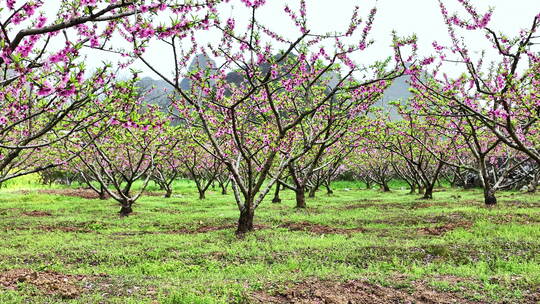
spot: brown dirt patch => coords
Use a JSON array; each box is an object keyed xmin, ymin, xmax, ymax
[
  {"xmin": 280, "ymin": 222, "xmax": 366, "ymax": 235},
  {"xmin": 503, "ymin": 200, "xmax": 540, "ymax": 208},
  {"xmin": 0, "ymin": 268, "xmax": 83, "ymax": 298},
  {"xmin": 2, "ymin": 224, "xmax": 91, "ymax": 233},
  {"xmin": 112, "ymin": 224, "xmax": 268, "ymax": 236},
  {"xmin": 488, "ymin": 213, "xmax": 539, "ymax": 224},
  {"xmin": 16, "ymin": 189, "xmax": 109, "ymax": 200},
  {"xmin": 16, "ymin": 189, "xmax": 165, "ymax": 200},
  {"xmin": 22, "ymin": 210, "xmax": 53, "ymax": 217},
  {"xmin": 250, "ymin": 278, "xmax": 483, "ymax": 304},
  {"xmin": 419, "ymin": 221, "xmax": 472, "ymax": 236}
]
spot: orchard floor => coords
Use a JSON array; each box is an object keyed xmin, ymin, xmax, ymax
[{"xmin": 0, "ymin": 182, "xmax": 539, "ymax": 303}]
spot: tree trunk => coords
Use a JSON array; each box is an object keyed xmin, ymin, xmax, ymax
[
  {"xmin": 119, "ymin": 201, "xmax": 133, "ymax": 216},
  {"xmin": 483, "ymin": 188, "xmax": 497, "ymax": 205},
  {"xmin": 220, "ymin": 184, "xmax": 227, "ymax": 195},
  {"xmin": 272, "ymin": 182, "xmax": 281, "ymax": 203},
  {"xmin": 382, "ymin": 181, "xmax": 390, "ymax": 192},
  {"xmin": 164, "ymin": 188, "xmax": 172, "ymax": 198},
  {"xmin": 365, "ymin": 180, "xmax": 371, "ymax": 190},
  {"xmin": 236, "ymin": 208, "xmax": 254, "ymax": 235},
  {"xmin": 325, "ymin": 184, "xmax": 333, "ymax": 195},
  {"xmin": 198, "ymin": 189, "xmax": 206, "ymax": 200},
  {"xmin": 418, "ymin": 185, "xmax": 425, "ymax": 195},
  {"xmin": 308, "ymin": 186, "xmax": 316, "ymax": 198},
  {"xmin": 408, "ymin": 183, "xmax": 416, "ymax": 194},
  {"xmin": 423, "ymin": 185, "xmax": 433, "ymax": 199},
  {"xmin": 99, "ymin": 184, "xmax": 107, "ymax": 200},
  {"xmin": 295, "ymin": 187, "xmax": 306, "ymax": 208}
]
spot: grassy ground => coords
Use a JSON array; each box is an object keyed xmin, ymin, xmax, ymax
[{"xmin": 0, "ymin": 178, "xmax": 539, "ymax": 303}]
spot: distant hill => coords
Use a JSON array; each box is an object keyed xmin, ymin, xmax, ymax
[
  {"xmin": 371, "ymin": 75, "xmax": 412, "ymax": 120},
  {"xmin": 137, "ymin": 54, "xmax": 412, "ymax": 117}
]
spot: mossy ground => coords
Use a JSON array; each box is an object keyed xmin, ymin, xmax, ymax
[{"xmin": 0, "ymin": 178, "xmax": 539, "ymax": 303}]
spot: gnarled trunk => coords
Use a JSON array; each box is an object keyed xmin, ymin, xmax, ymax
[{"xmin": 381, "ymin": 181, "xmax": 390, "ymax": 192}]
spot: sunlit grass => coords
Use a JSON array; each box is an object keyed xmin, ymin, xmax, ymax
[{"xmin": 0, "ymin": 180, "xmax": 538, "ymax": 303}]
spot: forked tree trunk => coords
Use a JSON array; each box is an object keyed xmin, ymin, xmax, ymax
[
  {"xmin": 381, "ymin": 182, "xmax": 390, "ymax": 192},
  {"xmin": 295, "ymin": 187, "xmax": 306, "ymax": 208},
  {"xmin": 236, "ymin": 208, "xmax": 255, "ymax": 235}
]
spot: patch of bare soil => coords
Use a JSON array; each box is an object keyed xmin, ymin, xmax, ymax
[
  {"xmin": 22, "ymin": 210, "xmax": 53, "ymax": 217},
  {"xmin": 340, "ymin": 202, "xmax": 402, "ymax": 210},
  {"xmin": 250, "ymin": 278, "xmax": 483, "ymax": 304},
  {"xmin": 2, "ymin": 223, "xmax": 92, "ymax": 233},
  {"xmin": 280, "ymin": 222, "xmax": 366, "ymax": 235},
  {"xmin": 113, "ymin": 224, "xmax": 267, "ymax": 236},
  {"xmin": 16, "ymin": 189, "xmax": 109, "ymax": 200},
  {"xmin": 17, "ymin": 189, "xmax": 166, "ymax": 199},
  {"xmin": 503, "ymin": 200, "xmax": 540, "ymax": 208},
  {"xmin": 489, "ymin": 213, "xmax": 539, "ymax": 224},
  {"xmin": 419, "ymin": 221, "xmax": 472, "ymax": 236},
  {"xmin": 0, "ymin": 268, "xmax": 83, "ymax": 298}
]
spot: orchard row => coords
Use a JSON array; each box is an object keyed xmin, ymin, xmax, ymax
[{"xmin": 1, "ymin": 0, "xmax": 539, "ymax": 234}]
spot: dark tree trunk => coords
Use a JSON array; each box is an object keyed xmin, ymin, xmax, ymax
[
  {"xmin": 99, "ymin": 184, "xmax": 107, "ymax": 200},
  {"xmin": 308, "ymin": 186, "xmax": 316, "ymax": 198},
  {"xmin": 236, "ymin": 208, "xmax": 254, "ymax": 235},
  {"xmin": 365, "ymin": 180, "xmax": 371, "ymax": 190},
  {"xmin": 198, "ymin": 189, "xmax": 206, "ymax": 200},
  {"xmin": 382, "ymin": 182, "xmax": 390, "ymax": 192},
  {"xmin": 408, "ymin": 183, "xmax": 416, "ymax": 194},
  {"xmin": 295, "ymin": 187, "xmax": 306, "ymax": 208},
  {"xmin": 272, "ymin": 182, "xmax": 281, "ymax": 203},
  {"xmin": 119, "ymin": 201, "xmax": 133, "ymax": 216},
  {"xmin": 483, "ymin": 188, "xmax": 497, "ymax": 206},
  {"xmin": 423, "ymin": 185, "xmax": 433, "ymax": 199},
  {"xmin": 325, "ymin": 184, "xmax": 333, "ymax": 195},
  {"xmin": 164, "ymin": 188, "xmax": 172, "ymax": 198},
  {"xmin": 220, "ymin": 184, "xmax": 227, "ymax": 195}
]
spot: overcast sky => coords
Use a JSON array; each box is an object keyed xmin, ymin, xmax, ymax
[
  {"xmin": 129, "ymin": 0, "xmax": 539, "ymax": 78},
  {"xmin": 76, "ymin": 0, "xmax": 539, "ymax": 78}
]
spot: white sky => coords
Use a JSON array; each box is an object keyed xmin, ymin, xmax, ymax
[
  {"xmin": 6, "ymin": 0, "xmax": 537, "ymax": 78},
  {"xmin": 127, "ymin": 0, "xmax": 540, "ymax": 78}
]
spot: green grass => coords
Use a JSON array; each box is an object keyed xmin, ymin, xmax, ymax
[{"xmin": 0, "ymin": 180, "xmax": 539, "ymax": 303}]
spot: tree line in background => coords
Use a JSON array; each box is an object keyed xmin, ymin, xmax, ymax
[{"xmin": 0, "ymin": 0, "xmax": 538, "ymax": 234}]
